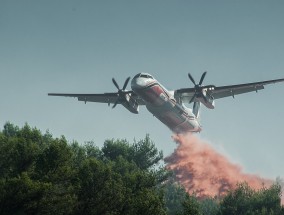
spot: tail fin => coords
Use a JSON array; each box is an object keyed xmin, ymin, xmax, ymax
[{"xmin": 193, "ymin": 102, "xmax": 201, "ymax": 119}]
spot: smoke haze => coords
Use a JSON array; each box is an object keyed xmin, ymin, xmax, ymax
[{"xmin": 165, "ymin": 133, "xmax": 273, "ymax": 199}]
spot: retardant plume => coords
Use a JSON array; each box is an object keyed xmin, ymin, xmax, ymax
[{"xmin": 165, "ymin": 133, "xmax": 273, "ymax": 199}]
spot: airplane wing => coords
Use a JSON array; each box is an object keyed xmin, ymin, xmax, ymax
[
  {"xmin": 210, "ymin": 78, "xmax": 284, "ymax": 99},
  {"xmin": 48, "ymin": 92, "xmax": 146, "ymax": 105},
  {"xmin": 176, "ymin": 78, "xmax": 284, "ymax": 102}
]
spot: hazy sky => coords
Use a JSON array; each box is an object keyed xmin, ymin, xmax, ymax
[{"xmin": 1, "ymin": 0, "xmax": 284, "ymax": 179}]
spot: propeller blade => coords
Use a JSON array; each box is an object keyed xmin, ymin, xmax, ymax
[
  {"xmin": 189, "ymin": 94, "xmax": 196, "ymax": 104},
  {"xmin": 193, "ymin": 101, "xmax": 198, "ymax": 112},
  {"xmin": 188, "ymin": 73, "xmax": 196, "ymax": 85},
  {"xmin": 112, "ymin": 78, "xmax": 120, "ymax": 90},
  {"xmin": 122, "ymin": 77, "xmax": 130, "ymax": 91},
  {"xmin": 112, "ymin": 99, "xmax": 119, "ymax": 108},
  {"xmin": 199, "ymin": 71, "xmax": 207, "ymax": 85}
]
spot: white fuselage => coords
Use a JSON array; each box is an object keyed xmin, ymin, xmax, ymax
[{"xmin": 131, "ymin": 73, "xmax": 201, "ymax": 133}]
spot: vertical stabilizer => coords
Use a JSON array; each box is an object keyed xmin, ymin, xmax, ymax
[{"xmin": 193, "ymin": 102, "xmax": 201, "ymax": 119}]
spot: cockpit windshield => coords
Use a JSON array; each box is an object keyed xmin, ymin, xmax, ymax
[
  {"xmin": 133, "ymin": 73, "xmax": 154, "ymax": 79},
  {"xmin": 134, "ymin": 73, "xmax": 141, "ymax": 79}
]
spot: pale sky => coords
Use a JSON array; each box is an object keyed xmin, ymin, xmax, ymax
[{"xmin": 1, "ymin": 0, "xmax": 284, "ymax": 179}]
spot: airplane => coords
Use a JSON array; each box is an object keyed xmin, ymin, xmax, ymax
[{"xmin": 48, "ymin": 72, "xmax": 284, "ymax": 133}]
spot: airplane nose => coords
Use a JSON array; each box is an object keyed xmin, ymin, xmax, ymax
[{"xmin": 131, "ymin": 77, "xmax": 145, "ymax": 91}]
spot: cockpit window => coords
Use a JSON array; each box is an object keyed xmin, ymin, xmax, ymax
[
  {"xmin": 140, "ymin": 74, "xmax": 153, "ymax": 79},
  {"xmin": 134, "ymin": 73, "xmax": 141, "ymax": 79},
  {"xmin": 134, "ymin": 73, "xmax": 154, "ymax": 79}
]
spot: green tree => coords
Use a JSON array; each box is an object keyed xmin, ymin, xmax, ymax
[
  {"xmin": 200, "ymin": 197, "xmax": 220, "ymax": 215},
  {"xmin": 131, "ymin": 134, "xmax": 163, "ymax": 170},
  {"xmin": 102, "ymin": 134, "xmax": 163, "ymax": 171},
  {"xmin": 0, "ymin": 123, "xmax": 77, "ymax": 214},
  {"xmin": 0, "ymin": 123, "xmax": 41, "ymax": 178},
  {"xmin": 219, "ymin": 182, "xmax": 283, "ymax": 215},
  {"xmin": 0, "ymin": 172, "xmax": 50, "ymax": 215},
  {"xmin": 163, "ymin": 182, "xmax": 187, "ymax": 215},
  {"xmin": 100, "ymin": 137, "xmax": 167, "ymax": 215},
  {"xmin": 113, "ymin": 157, "xmax": 166, "ymax": 215},
  {"xmin": 76, "ymin": 158, "xmax": 125, "ymax": 215},
  {"xmin": 35, "ymin": 137, "xmax": 74, "ymax": 181},
  {"xmin": 180, "ymin": 193, "xmax": 202, "ymax": 215},
  {"xmin": 2, "ymin": 122, "xmax": 19, "ymax": 137}
]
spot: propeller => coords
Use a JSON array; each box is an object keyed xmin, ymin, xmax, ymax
[
  {"xmin": 111, "ymin": 77, "xmax": 131, "ymax": 108},
  {"xmin": 188, "ymin": 71, "xmax": 214, "ymax": 104}
]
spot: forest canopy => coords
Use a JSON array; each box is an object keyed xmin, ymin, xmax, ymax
[{"xmin": 0, "ymin": 122, "xmax": 283, "ymax": 215}]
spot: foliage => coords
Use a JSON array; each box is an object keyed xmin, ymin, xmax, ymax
[
  {"xmin": 0, "ymin": 122, "xmax": 167, "ymax": 215},
  {"xmin": 200, "ymin": 197, "xmax": 220, "ymax": 215},
  {"xmin": 163, "ymin": 181, "xmax": 187, "ymax": 215},
  {"xmin": 219, "ymin": 182, "xmax": 284, "ymax": 215},
  {"xmin": 180, "ymin": 193, "xmax": 202, "ymax": 215},
  {"xmin": 102, "ymin": 134, "xmax": 163, "ymax": 170},
  {"xmin": 0, "ymin": 122, "xmax": 283, "ymax": 215}
]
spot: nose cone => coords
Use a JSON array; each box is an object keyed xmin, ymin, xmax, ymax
[
  {"xmin": 131, "ymin": 77, "xmax": 146, "ymax": 91},
  {"xmin": 131, "ymin": 73, "xmax": 156, "ymax": 92}
]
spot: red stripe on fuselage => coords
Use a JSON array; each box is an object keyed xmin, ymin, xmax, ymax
[{"xmin": 135, "ymin": 82, "xmax": 168, "ymax": 106}]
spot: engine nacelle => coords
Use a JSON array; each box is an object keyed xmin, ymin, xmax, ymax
[
  {"xmin": 199, "ymin": 89, "xmax": 215, "ymax": 109},
  {"xmin": 122, "ymin": 94, "xmax": 139, "ymax": 114}
]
